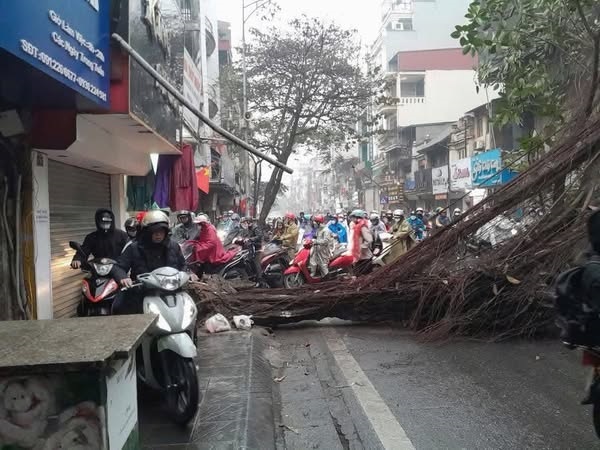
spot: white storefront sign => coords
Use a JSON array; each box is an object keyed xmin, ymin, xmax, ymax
[
  {"xmin": 450, "ymin": 157, "xmax": 472, "ymax": 191},
  {"xmin": 183, "ymin": 49, "xmax": 203, "ymax": 132},
  {"xmin": 432, "ymin": 165, "xmax": 448, "ymax": 195}
]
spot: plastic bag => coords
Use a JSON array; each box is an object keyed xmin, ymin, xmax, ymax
[
  {"xmin": 205, "ymin": 313, "xmax": 231, "ymax": 333},
  {"xmin": 233, "ymin": 315, "xmax": 253, "ymax": 330}
]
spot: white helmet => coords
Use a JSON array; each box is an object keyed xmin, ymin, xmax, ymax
[
  {"xmin": 416, "ymin": 207, "xmax": 424, "ymax": 213},
  {"xmin": 141, "ymin": 210, "xmax": 170, "ymax": 231},
  {"xmin": 370, "ymin": 212, "xmax": 380, "ymax": 220},
  {"xmin": 453, "ymin": 208, "xmax": 462, "ymax": 215},
  {"xmin": 194, "ymin": 213, "xmax": 210, "ymax": 224},
  {"xmin": 393, "ymin": 209, "xmax": 404, "ymax": 218}
]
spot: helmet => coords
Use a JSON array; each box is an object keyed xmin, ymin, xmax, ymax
[
  {"xmin": 176, "ymin": 210, "xmax": 191, "ymax": 217},
  {"xmin": 313, "ymin": 214, "xmax": 325, "ymax": 224},
  {"xmin": 416, "ymin": 207, "xmax": 424, "ymax": 213},
  {"xmin": 285, "ymin": 212, "xmax": 296, "ymax": 220},
  {"xmin": 194, "ymin": 213, "xmax": 210, "ymax": 224},
  {"xmin": 124, "ymin": 217, "xmax": 138, "ymax": 228},
  {"xmin": 370, "ymin": 212, "xmax": 379, "ymax": 220},
  {"xmin": 227, "ymin": 210, "xmax": 234, "ymax": 216},
  {"xmin": 141, "ymin": 210, "xmax": 170, "ymax": 231},
  {"xmin": 435, "ymin": 207, "xmax": 443, "ymax": 213},
  {"xmin": 453, "ymin": 208, "xmax": 462, "ymax": 214},
  {"xmin": 349, "ymin": 209, "xmax": 364, "ymax": 219},
  {"xmin": 393, "ymin": 209, "xmax": 404, "ymax": 218},
  {"xmin": 231, "ymin": 213, "xmax": 241, "ymax": 221}
]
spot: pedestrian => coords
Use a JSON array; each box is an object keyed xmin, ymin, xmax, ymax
[{"xmin": 346, "ymin": 209, "xmax": 373, "ymax": 275}]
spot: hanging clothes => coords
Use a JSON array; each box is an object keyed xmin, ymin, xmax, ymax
[
  {"xmin": 153, "ymin": 154, "xmax": 177, "ymax": 208},
  {"xmin": 127, "ymin": 170, "xmax": 155, "ymax": 211},
  {"xmin": 169, "ymin": 143, "xmax": 199, "ymax": 212}
]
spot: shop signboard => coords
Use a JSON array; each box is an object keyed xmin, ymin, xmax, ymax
[
  {"xmin": 471, "ymin": 148, "xmax": 502, "ymax": 187},
  {"xmin": 0, "ymin": 0, "xmax": 110, "ymax": 107},
  {"xmin": 450, "ymin": 157, "xmax": 472, "ymax": 190},
  {"xmin": 432, "ymin": 165, "xmax": 448, "ymax": 195}
]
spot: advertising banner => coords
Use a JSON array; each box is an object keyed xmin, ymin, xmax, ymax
[
  {"xmin": 450, "ymin": 157, "xmax": 472, "ymax": 190},
  {"xmin": 471, "ymin": 148, "xmax": 502, "ymax": 187},
  {"xmin": 432, "ymin": 165, "xmax": 448, "ymax": 195},
  {"xmin": 183, "ymin": 49, "xmax": 203, "ymax": 132},
  {"xmin": 0, "ymin": 0, "xmax": 110, "ymax": 107}
]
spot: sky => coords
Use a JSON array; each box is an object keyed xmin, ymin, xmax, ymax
[{"xmin": 217, "ymin": 0, "xmax": 382, "ymax": 51}]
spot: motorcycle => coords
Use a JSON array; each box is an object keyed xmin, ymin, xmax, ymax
[
  {"xmin": 283, "ymin": 239, "xmax": 353, "ymax": 288},
  {"xmin": 69, "ymin": 241, "xmax": 118, "ymax": 316},
  {"xmin": 182, "ymin": 239, "xmax": 264, "ymax": 284},
  {"xmin": 371, "ymin": 232, "xmax": 393, "ymax": 268},
  {"xmin": 261, "ymin": 239, "xmax": 290, "ymax": 288},
  {"xmin": 127, "ymin": 266, "xmax": 199, "ymax": 425}
]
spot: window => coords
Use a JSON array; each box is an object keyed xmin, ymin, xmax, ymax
[
  {"xmin": 476, "ymin": 116, "xmax": 483, "ymax": 137},
  {"xmin": 392, "ymin": 18, "xmax": 413, "ymax": 31},
  {"xmin": 458, "ymin": 147, "xmax": 468, "ymax": 159},
  {"xmin": 400, "ymin": 78, "xmax": 425, "ymax": 97}
]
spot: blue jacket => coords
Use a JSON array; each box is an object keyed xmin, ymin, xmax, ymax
[
  {"xmin": 407, "ymin": 215, "xmax": 425, "ymax": 240},
  {"xmin": 328, "ymin": 222, "xmax": 348, "ymax": 243}
]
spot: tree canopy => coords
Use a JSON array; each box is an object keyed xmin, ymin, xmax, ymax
[{"xmin": 244, "ymin": 16, "xmax": 374, "ymax": 222}]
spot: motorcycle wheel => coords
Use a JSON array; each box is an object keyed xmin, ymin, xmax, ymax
[
  {"xmin": 284, "ymin": 272, "xmax": 305, "ymax": 289},
  {"xmin": 165, "ymin": 351, "xmax": 199, "ymax": 425},
  {"xmin": 593, "ymin": 401, "xmax": 600, "ymax": 439}
]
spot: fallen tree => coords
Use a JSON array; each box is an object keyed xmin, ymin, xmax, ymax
[{"xmin": 190, "ymin": 113, "xmax": 600, "ymax": 340}]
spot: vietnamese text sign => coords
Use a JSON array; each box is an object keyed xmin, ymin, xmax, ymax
[
  {"xmin": 183, "ymin": 49, "xmax": 203, "ymax": 132},
  {"xmin": 471, "ymin": 148, "xmax": 502, "ymax": 187},
  {"xmin": 0, "ymin": 0, "xmax": 110, "ymax": 107},
  {"xmin": 432, "ymin": 165, "xmax": 448, "ymax": 195},
  {"xmin": 450, "ymin": 157, "xmax": 472, "ymax": 190}
]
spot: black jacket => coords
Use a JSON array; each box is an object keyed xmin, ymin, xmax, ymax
[
  {"xmin": 112, "ymin": 233, "xmax": 186, "ymax": 282},
  {"xmin": 72, "ymin": 208, "xmax": 128, "ymax": 263}
]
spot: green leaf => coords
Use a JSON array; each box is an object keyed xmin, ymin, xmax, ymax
[
  {"xmin": 450, "ymin": 30, "xmax": 461, "ymax": 39},
  {"xmin": 462, "ymin": 45, "xmax": 471, "ymax": 55}
]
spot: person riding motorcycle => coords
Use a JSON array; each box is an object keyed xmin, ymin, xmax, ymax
[
  {"xmin": 328, "ymin": 215, "xmax": 348, "ymax": 244},
  {"xmin": 407, "ymin": 211, "xmax": 426, "ymax": 241},
  {"xmin": 434, "ymin": 207, "xmax": 451, "ymax": 229},
  {"xmin": 369, "ymin": 212, "xmax": 387, "ymax": 236},
  {"xmin": 239, "ymin": 216, "xmax": 266, "ymax": 284},
  {"xmin": 189, "ymin": 214, "xmax": 237, "ymax": 266},
  {"xmin": 453, "ymin": 208, "xmax": 463, "ymax": 223},
  {"xmin": 389, "ymin": 209, "xmax": 414, "ymax": 262},
  {"xmin": 223, "ymin": 213, "xmax": 242, "ymax": 246},
  {"xmin": 172, "ymin": 210, "xmax": 200, "ymax": 243},
  {"xmin": 309, "ymin": 214, "xmax": 335, "ymax": 278},
  {"xmin": 111, "ymin": 210, "xmax": 186, "ymax": 314},
  {"xmin": 71, "ymin": 208, "xmax": 128, "ymax": 269},
  {"xmin": 280, "ymin": 213, "xmax": 300, "ymax": 256},
  {"xmin": 346, "ymin": 210, "xmax": 373, "ymax": 274},
  {"xmin": 124, "ymin": 217, "xmax": 139, "ymax": 242}
]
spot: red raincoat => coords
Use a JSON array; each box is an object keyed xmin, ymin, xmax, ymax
[
  {"xmin": 169, "ymin": 143, "xmax": 199, "ymax": 212},
  {"xmin": 190, "ymin": 222, "xmax": 236, "ymax": 264}
]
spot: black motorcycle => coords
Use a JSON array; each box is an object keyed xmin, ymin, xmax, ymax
[{"xmin": 69, "ymin": 241, "xmax": 118, "ymax": 316}]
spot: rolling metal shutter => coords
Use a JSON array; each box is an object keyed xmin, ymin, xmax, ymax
[{"xmin": 49, "ymin": 161, "xmax": 111, "ymax": 318}]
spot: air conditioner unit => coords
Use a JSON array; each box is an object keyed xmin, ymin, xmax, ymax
[{"xmin": 474, "ymin": 138, "xmax": 485, "ymax": 150}]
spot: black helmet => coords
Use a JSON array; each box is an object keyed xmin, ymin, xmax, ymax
[{"xmin": 124, "ymin": 217, "xmax": 139, "ymax": 229}]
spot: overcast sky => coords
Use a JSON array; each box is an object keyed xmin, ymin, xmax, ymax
[{"xmin": 217, "ymin": 0, "xmax": 382, "ymax": 52}]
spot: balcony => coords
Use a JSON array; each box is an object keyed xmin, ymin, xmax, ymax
[
  {"xmin": 398, "ymin": 96, "xmax": 424, "ymax": 105},
  {"xmin": 378, "ymin": 129, "xmax": 412, "ymax": 160},
  {"xmin": 205, "ymin": 16, "xmax": 216, "ymax": 57}
]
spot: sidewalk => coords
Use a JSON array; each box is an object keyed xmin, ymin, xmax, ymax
[{"xmin": 139, "ymin": 329, "xmax": 276, "ymax": 450}]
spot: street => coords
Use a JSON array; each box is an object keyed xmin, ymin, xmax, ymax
[
  {"xmin": 272, "ymin": 322, "xmax": 597, "ymax": 450},
  {"xmin": 139, "ymin": 323, "xmax": 599, "ymax": 449}
]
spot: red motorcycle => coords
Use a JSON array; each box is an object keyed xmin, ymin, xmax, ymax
[{"xmin": 283, "ymin": 239, "xmax": 353, "ymax": 288}]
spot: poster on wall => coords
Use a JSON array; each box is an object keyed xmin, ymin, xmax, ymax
[
  {"xmin": 450, "ymin": 157, "xmax": 472, "ymax": 190},
  {"xmin": 431, "ymin": 165, "xmax": 449, "ymax": 195},
  {"xmin": 0, "ymin": 372, "xmax": 105, "ymax": 449}
]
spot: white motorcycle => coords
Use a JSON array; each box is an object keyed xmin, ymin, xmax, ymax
[
  {"xmin": 372, "ymin": 232, "xmax": 393, "ymax": 268},
  {"xmin": 132, "ymin": 267, "xmax": 199, "ymax": 425}
]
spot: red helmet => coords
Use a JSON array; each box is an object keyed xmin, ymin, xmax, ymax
[
  {"xmin": 313, "ymin": 214, "xmax": 325, "ymax": 224},
  {"xmin": 285, "ymin": 212, "xmax": 296, "ymax": 220}
]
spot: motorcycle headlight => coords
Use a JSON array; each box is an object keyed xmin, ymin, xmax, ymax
[
  {"xmin": 181, "ymin": 297, "xmax": 197, "ymax": 330},
  {"xmin": 145, "ymin": 302, "xmax": 171, "ymax": 331},
  {"xmin": 93, "ymin": 262, "xmax": 113, "ymax": 277},
  {"xmin": 156, "ymin": 274, "xmax": 180, "ymax": 291},
  {"xmin": 510, "ymin": 228, "xmax": 518, "ymax": 236}
]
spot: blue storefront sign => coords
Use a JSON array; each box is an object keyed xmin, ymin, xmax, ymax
[
  {"xmin": 471, "ymin": 148, "xmax": 503, "ymax": 187},
  {"xmin": 0, "ymin": 0, "xmax": 110, "ymax": 108}
]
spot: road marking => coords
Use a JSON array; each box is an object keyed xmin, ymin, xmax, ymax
[{"xmin": 322, "ymin": 329, "xmax": 416, "ymax": 450}]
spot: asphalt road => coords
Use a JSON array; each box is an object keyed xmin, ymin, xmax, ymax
[{"xmin": 272, "ymin": 321, "xmax": 598, "ymax": 450}]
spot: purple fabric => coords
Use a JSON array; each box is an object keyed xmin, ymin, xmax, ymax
[{"xmin": 153, "ymin": 154, "xmax": 176, "ymax": 208}]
